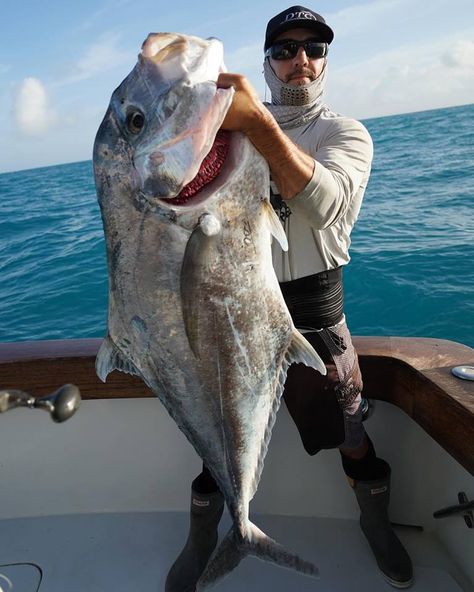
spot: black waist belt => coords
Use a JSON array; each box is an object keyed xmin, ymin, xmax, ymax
[{"xmin": 280, "ymin": 267, "xmax": 344, "ymax": 330}]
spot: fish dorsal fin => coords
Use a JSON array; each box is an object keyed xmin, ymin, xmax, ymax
[
  {"xmin": 96, "ymin": 336, "xmax": 141, "ymax": 382},
  {"xmin": 286, "ymin": 330, "xmax": 327, "ymax": 375},
  {"xmin": 263, "ymin": 200, "xmax": 288, "ymax": 251}
]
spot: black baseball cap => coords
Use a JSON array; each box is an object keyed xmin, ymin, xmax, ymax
[{"xmin": 264, "ymin": 5, "xmax": 334, "ymax": 50}]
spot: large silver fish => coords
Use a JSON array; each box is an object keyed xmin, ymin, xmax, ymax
[{"xmin": 93, "ymin": 32, "xmax": 326, "ymax": 589}]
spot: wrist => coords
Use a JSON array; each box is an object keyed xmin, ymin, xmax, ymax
[
  {"xmin": 239, "ymin": 106, "xmax": 314, "ymax": 200},
  {"xmin": 243, "ymin": 102, "xmax": 276, "ymax": 138}
]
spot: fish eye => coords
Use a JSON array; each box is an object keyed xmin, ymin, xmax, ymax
[{"xmin": 126, "ymin": 110, "xmax": 145, "ymax": 134}]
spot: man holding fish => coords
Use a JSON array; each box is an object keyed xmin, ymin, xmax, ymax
[{"xmin": 167, "ymin": 5, "xmax": 413, "ymax": 591}]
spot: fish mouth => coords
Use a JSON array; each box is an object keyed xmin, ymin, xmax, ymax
[{"xmin": 163, "ymin": 129, "xmax": 232, "ymax": 207}]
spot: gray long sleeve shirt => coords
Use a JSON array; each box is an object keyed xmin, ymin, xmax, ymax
[{"xmin": 271, "ymin": 106, "xmax": 373, "ymax": 281}]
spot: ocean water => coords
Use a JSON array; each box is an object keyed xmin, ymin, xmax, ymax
[{"xmin": 0, "ymin": 103, "xmax": 473, "ymax": 348}]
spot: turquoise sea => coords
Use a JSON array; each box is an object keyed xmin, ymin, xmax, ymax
[{"xmin": 0, "ymin": 103, "xmax": 473, "ymax": 347}]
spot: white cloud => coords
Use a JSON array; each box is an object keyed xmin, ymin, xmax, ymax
[
  {"xmin": 14, "ymin": 77, "xmax": 57, "ymax": 135},
  {"xmin": 225, "ymin": 42, "xmax": 267, "ymax": 94},
  {"xmin": 327, "ymin": 0, "xmax": 404, "ymax": 40},
  {"xmin": 226, "ymin": 42, "xmax": 261, "ymax": 73},
  {"xmin": 327, "ymin": 31, "xmax": 474, "ymax": 118},
  {"xmin": 73, "ymin": 0, "xmax": 134, "ymax": 34},
  {"xmin": 441, "ymin": 40, "xmax": 474, "ymax": 70},
  {"xmin": 55, "ymin": 32, "xmax": 133, "ymax": 86},
  {"xmin": 1, "ymin": 100, "xmax": 106, "ymax": 173},
  {"xmin": 326, "ymin": 0, "xmax": 471, "ymax": 43}
]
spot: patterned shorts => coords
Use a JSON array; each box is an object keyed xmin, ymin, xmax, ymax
[{"xmin": 282, "ymin": 317, "xmax": 365, "ymax": 454}]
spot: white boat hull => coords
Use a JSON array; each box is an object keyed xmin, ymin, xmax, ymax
[{"xmin": 0, "ymin": 396, "xmax": 472, "ymax": 591}]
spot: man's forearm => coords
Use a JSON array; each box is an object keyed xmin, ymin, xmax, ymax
[
  {"xmin": 217, "ymin": 72, "xmax": 315, "ymax": 199},
  {"xmin": 246, "ymin": 109, "xmax": 315, "ymax": 199}
]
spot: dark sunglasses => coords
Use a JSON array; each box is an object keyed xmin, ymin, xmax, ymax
[{"xmin": 265, "ymin": 39, "xmax": 328, "ymax": 61}]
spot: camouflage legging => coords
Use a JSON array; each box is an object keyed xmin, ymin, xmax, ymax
[{"xmin": 282, "ymin": 317, "xmax": 365, "ymax": 455}]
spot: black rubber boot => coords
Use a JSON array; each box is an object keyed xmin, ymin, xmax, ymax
[
  {"xmin": 352, "ymin": 473, "xmax": 413, "ymax": 588},
  {"xmin": 165, "ymin": 488, "xmax": 225, "ymax": 592}
]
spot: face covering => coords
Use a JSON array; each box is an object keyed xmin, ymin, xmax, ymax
[{"xmin": 263, "ymin": 57, "xmax": 327, "ymax": 129}]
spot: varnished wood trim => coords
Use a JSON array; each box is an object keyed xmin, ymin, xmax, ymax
[{"xmin": 0, "ymin": 337, "xmax": 473, "ymax": 474}]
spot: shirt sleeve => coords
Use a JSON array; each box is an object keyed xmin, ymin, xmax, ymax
[{"xmin": 290, "ymin": 118, "xmax": 373, "ymax": 230}]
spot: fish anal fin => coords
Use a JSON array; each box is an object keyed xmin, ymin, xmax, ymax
[
  {"xmin": 287, "ymin": 330, "xmax": 327, "ymax": 376},
  {"xmin": 249, "ymin": 330, "xmax": 325, "ymax": 499},
  {"xmin": 95, "ymin": 336, "xmax": 141, "ymax": 382}
]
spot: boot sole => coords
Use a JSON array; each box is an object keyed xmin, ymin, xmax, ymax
[
  {"xmin": 382, "ymin": 570, "xmax": 414, "ymax": 589},
  {"xmin": 359, "ymin": 520, "xmax": 413, "ymax": 589}
]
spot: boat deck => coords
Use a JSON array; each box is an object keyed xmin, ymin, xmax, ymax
[
  {"xmin": 1, "ymin": 338, "xmax": 473, "ymax": 591},
  {"xmin": 1, "ymin": 511, "xmax": 471, "ymax": 591}
]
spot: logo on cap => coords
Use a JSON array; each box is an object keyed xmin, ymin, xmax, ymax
[{"xmin": 283, "ymin": 11, "xmax": 317, "ymax": 23}]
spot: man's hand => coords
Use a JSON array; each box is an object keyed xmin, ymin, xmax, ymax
[
  {"xmin": 216, "ymin": 72, "xmax": 315, "ymax": 199},
  {"xmin": 217, "ymin": 73, "xmax": 269, "ymax": 135}
]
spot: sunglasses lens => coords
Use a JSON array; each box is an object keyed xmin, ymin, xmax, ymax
[
  {"xmin": 271, "ymin": 42, "xmax": 297, "ymax": 60},
  {"xmin": 306, "ymin": 42, "xmax": 327, "ymax": 59},
  {"xmin": 269, "ymin": 41, "xmax": 327, "ymax": 60}
]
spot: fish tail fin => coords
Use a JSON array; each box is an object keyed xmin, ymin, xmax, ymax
[{"xmin": 196, "ymin": 521, "xmax": 318, "ymax": 591}]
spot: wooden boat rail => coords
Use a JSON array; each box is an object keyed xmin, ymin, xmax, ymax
[{"xmin": 0, "ymin": 336, "xmax": 473, "ymax": 475}]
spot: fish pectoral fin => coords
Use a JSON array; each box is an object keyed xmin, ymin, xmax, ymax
[
  {"xmin": 288, "ymin": 330, "xmax": 327, "ymax": 376},
  {"xmin": 180, "ymin": 215, "xmax": 220, "ymax": 359},
  {"xmin": 196, "ymin": 522, "xmax": 318, "ymax": 591},
  {"xmin": 263, "ymin": 199, "xmax": 288, "ymax": 251},
  {"xmin": 95, "ymin": 336, "xmax": 141, "ymax": 382}
]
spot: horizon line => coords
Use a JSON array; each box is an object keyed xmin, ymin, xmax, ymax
[{"xmin": 1, "ymin": 101, "xmax": 472, "ymax": 176}]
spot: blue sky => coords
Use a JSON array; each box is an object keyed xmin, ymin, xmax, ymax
[{"xmin": 1, "ymin": 0, "xmax": 473, "ymax": 172}]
